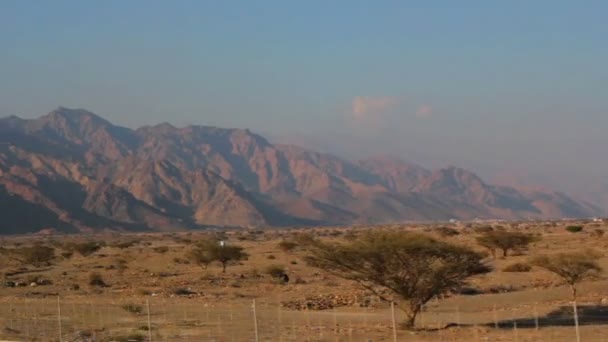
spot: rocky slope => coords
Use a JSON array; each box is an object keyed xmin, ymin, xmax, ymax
[{"xmin": 0, "ymin": 107, "xmax": 600, "ymax": 233}]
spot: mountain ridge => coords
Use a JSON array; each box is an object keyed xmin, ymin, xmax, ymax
[{"xmin": 0, "ymin": 107, "xmax": 601, "ymax": 233}]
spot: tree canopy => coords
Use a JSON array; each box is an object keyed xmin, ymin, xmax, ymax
[
  {"xmin": 476, "ymin": 231, "xmax": 539, "ymax": 257},
  {"xmin": 532, "ymin": 251, "xmax": 602, "ymax": 300},
  {"xmin": 304, "ymin": 231, "xmax": 490, "ymax": 328},
  {"xmin": 188, "ymin": 238, "xmax": 248, "ymax": 273}
]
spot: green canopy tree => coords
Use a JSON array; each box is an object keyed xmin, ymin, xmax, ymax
[
  {"xmin": 476, "ymin": 231, "xmax": 539, "ymax": 258},
  {"xmin": 304, "ymin": 231, "xmax": 490, "ymax": 329},
  {"xmin": 188, "ymin": 238, "xmax": 248, "ymax": 273},
  {"xmin": 532, "ymin": 251, "xmax": 602, "ymax": 300}
]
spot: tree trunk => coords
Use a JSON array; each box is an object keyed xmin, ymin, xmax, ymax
[
  {"xmin": 570, "ymin": 284, "xmax": 577, "ymax": 301},
  {"xmin": 400, "ymin": 305, "xmax": 421, "ymax": 330}
]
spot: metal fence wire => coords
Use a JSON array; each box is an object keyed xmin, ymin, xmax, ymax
[{"xmin": 1, "ymin": 297, "xmax": 608, "ymax": 341}]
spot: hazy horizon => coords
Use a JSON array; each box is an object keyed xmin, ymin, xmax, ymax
[{"xmin": 1, "ymin": 1, "xmax": 607, "ymax": 201}]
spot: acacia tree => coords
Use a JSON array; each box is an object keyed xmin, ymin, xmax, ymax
[
  {"xmin": 532, "ymin": 251, "xmax": 602, "ymax": 300},
  {"xmin": 188, "ymin": 239, "xmax": 248, "ymax": 273},
  {"xmin": 476, "ymin": 231, "xmax": 539, "ymax": 258},
  {"xmin": 0, "ymin": 244, "xmax": 55, "ymax": 266},
  {"xmin": 304, "ymin": 231, "xmax": 490, "ymax": 329}
]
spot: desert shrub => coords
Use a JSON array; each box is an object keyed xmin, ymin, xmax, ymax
[
  {"xmin": 267, "ymin": 254, "xmax": 276, "ymax": 260},
  {"xmin": 137, "ymin": 289, "xmax": 152, "ymax": 296},
  {"xmin": 265, "ymin": 265, "xmax": 288, "ymax": 284},
  {"xmin": 61, "ymin": 251, "xmax": 74, "ymax": 259},
  {"xmin": 153, "ymin": 246, "xmax": 169, "ymax": 254},
  {"xmin": 173, "ymin": 287, "xmax": 196, "ymax": 296},
  {"xmin": 103, "ymin": 333, "xmax": 145, "ymax": 342},
  {"xmin": 265, "ymin": 265, "xmax": 286, "ymax": 278},
  {"xmin": 112, "ymin": 241, "xmax": 137, "ymax": 249},
  {"xmin": 592, "ymin": 229, "xmax": 605, "ymax": 238},
  {"xmin": 249, "ymin": 268, "xmax": 260, "ymax": 278},
  {"xmin": 290, "ymin": 260, "xmax": 298, "ymax": 265},
  {"xmin": 473, "ymin": 226, "xmax": 494, "ymax": 234},
  {"xmin": 343, "ymin": 232, "xmax": 358, "ymax": 241},
  {"xmin": 13, "ymin": 244, "xmax": 55, "ymax": 266},
  {"xmin": 278, "ymin": 240, "xmax": 298, "ymax": 252},
  {"xmin": 66, "ymin": 241, "xmax": 103, "ymax": 257},
  {"xmin": 566, "ymin": 225, "xmax": 584, "ymax": 233},
  {"xmin": 121, "ymin": 304, "xmax": 143, "ymax": 315},
  {"xmin": 173, "ymin": 257, "xmax": 190, "ymax": 265},
  {"xmin": 88, "ymin": 272, "xmax": 107, "ymax": 287},
  {"xmin": 502, "ymin": 262, "xmax": 532, "ymax": 272},
  {"xmin": 436, "ymin": 227, "xmax": 459, "ymax": 237}
]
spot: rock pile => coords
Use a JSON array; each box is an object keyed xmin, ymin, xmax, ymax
[{"xmin": 281, "ymin": 293, "xmax": 375, "ymax": 311}]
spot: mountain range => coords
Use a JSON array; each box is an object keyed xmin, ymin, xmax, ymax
[{"xmin": 0, "ymin": 107, "xmax": 601, "ymax": 234}]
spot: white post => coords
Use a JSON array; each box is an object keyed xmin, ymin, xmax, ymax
[
  {"xmin": 9, "ymin": 302, "xmax": 13, "ymax": 331},
  {"xmin": 534, "ymin": 304, "xmax": 539, "ymax": 330},
  {"xmin": 147, "ymin": 299, "xmax": 153, "ymax": 342},
  {"xmin": 252, "ymin": 299, "xmax": 260, "ymax": 342},
  {"xmin": 391, "ymin": 301, "xmax": 398, "ymax": 342},
  {"xmin": 277, "ymin": 300, "xmax": 283, "ymax": 342},
  {"xmin": 57, "ymin": 296, "xmax": 63, "ymax": 342},
  {"xmin": 573, "ymin": 301, "xmax": 581, "ymax": 342}
]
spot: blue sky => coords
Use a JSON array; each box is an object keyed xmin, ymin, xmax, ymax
[{"xmin": 1, "ymin": 1, "xmax": 607, "ymax": 197}]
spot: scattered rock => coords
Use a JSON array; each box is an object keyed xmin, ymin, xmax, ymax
[{"xmin": 282, "ymin": 293, "xmax": 375, "ymax": 311}]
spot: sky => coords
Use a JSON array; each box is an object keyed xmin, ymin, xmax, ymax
[{"xmin": 1, "ymin": 1, "xmax": 607, "ymax": 199}]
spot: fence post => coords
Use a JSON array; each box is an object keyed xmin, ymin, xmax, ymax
[
  {"xmin": 146, "ymin": 299, "xmax": 153, "ymax": 342},
  {"xmin": 533, "ymin": 304, "xmax": 539, "ymax": 330},
  {"xmin": 57, "ymin": 296, "xmax": 63, "ymax": 342},
  {"xmin": 573, "ymin": 300, "xmax": 581, "ymax": 342},
  {"xmin": 277, "ymin": 296, "xmax": 283, "ymax": 341},
  {"xmin": 391, "ymin": 301, "xmax": 398, "ymax": 342},
  {"xmin": 333, "ymin": 307, "xmax": 338, "ymax": 334},
  {"xmin": 9, "ymin": 302, "xmax": 13, "ymax": 331},
  {"xmin": 253, "ymin": 299, "xmax": 260, "ymax": 342}
]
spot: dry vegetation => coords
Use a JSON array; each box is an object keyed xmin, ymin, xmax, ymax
[{"xmin": 1, "ymin": 219, "xmax": 608, "ymax": 341}]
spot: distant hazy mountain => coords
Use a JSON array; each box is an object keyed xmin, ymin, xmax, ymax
[{"xmin": 0, "ymin": 107, "xmax": 600, "ymax": 233}]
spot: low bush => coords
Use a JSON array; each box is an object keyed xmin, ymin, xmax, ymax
[
  {"xmin": 14, "ymin": 244, "xmax": 55, "ymax": 266},
  {"xmin": 265, "ymin": 265, "xmax": 288, "ymax": 284},
  {"xmin": 436, "ymin": 227, "xmax": 459, "ymax": 237},
  {"xmin": 121, "ymin": 304, "xmax": 143, "ymax": 315},
  {"xmin": 566, "ymin": 226, "xmax": 584, "ymax": 233},
  {"xmin": 103, "ymin": 333, "xmax": 145, "ymax": 342},
  {"xmin": 66, "ymin": 241, "xmax": 103, "ymax": 257},
  {"xmin": 173, "ymin": 288, "xmax": 196, "ymax": 296},
  {"xmin": 502, "ymin": 262, "xmax": 532, "ymax": 272},
  {"xmin": 153, "ymin": 246, "xmax": 169, "ymax": 254},
  {"xmin": 89, "ymin": 272, "xmax": 107, "ymax": 287},
  {"xmin": 278, "ymin": 240, "xmax": 298, "ymax": 252}
]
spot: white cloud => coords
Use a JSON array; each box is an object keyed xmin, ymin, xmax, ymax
[
  {"xmin": 415, "ymin": 105, "xmax": 433, "ymax": 118},
  {"xmin": 351, "ymin": 96, "xmax": 400, "ymax": 119}
]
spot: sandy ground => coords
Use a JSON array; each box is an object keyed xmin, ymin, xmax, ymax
[{"xmin": 1, "ymin": 222, "xmax": 608, "ymax": 341}]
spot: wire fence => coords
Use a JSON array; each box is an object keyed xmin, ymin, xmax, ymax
[{"xmin": 2, "ymin": 297, "xmax": 608, "ymax": 341}]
